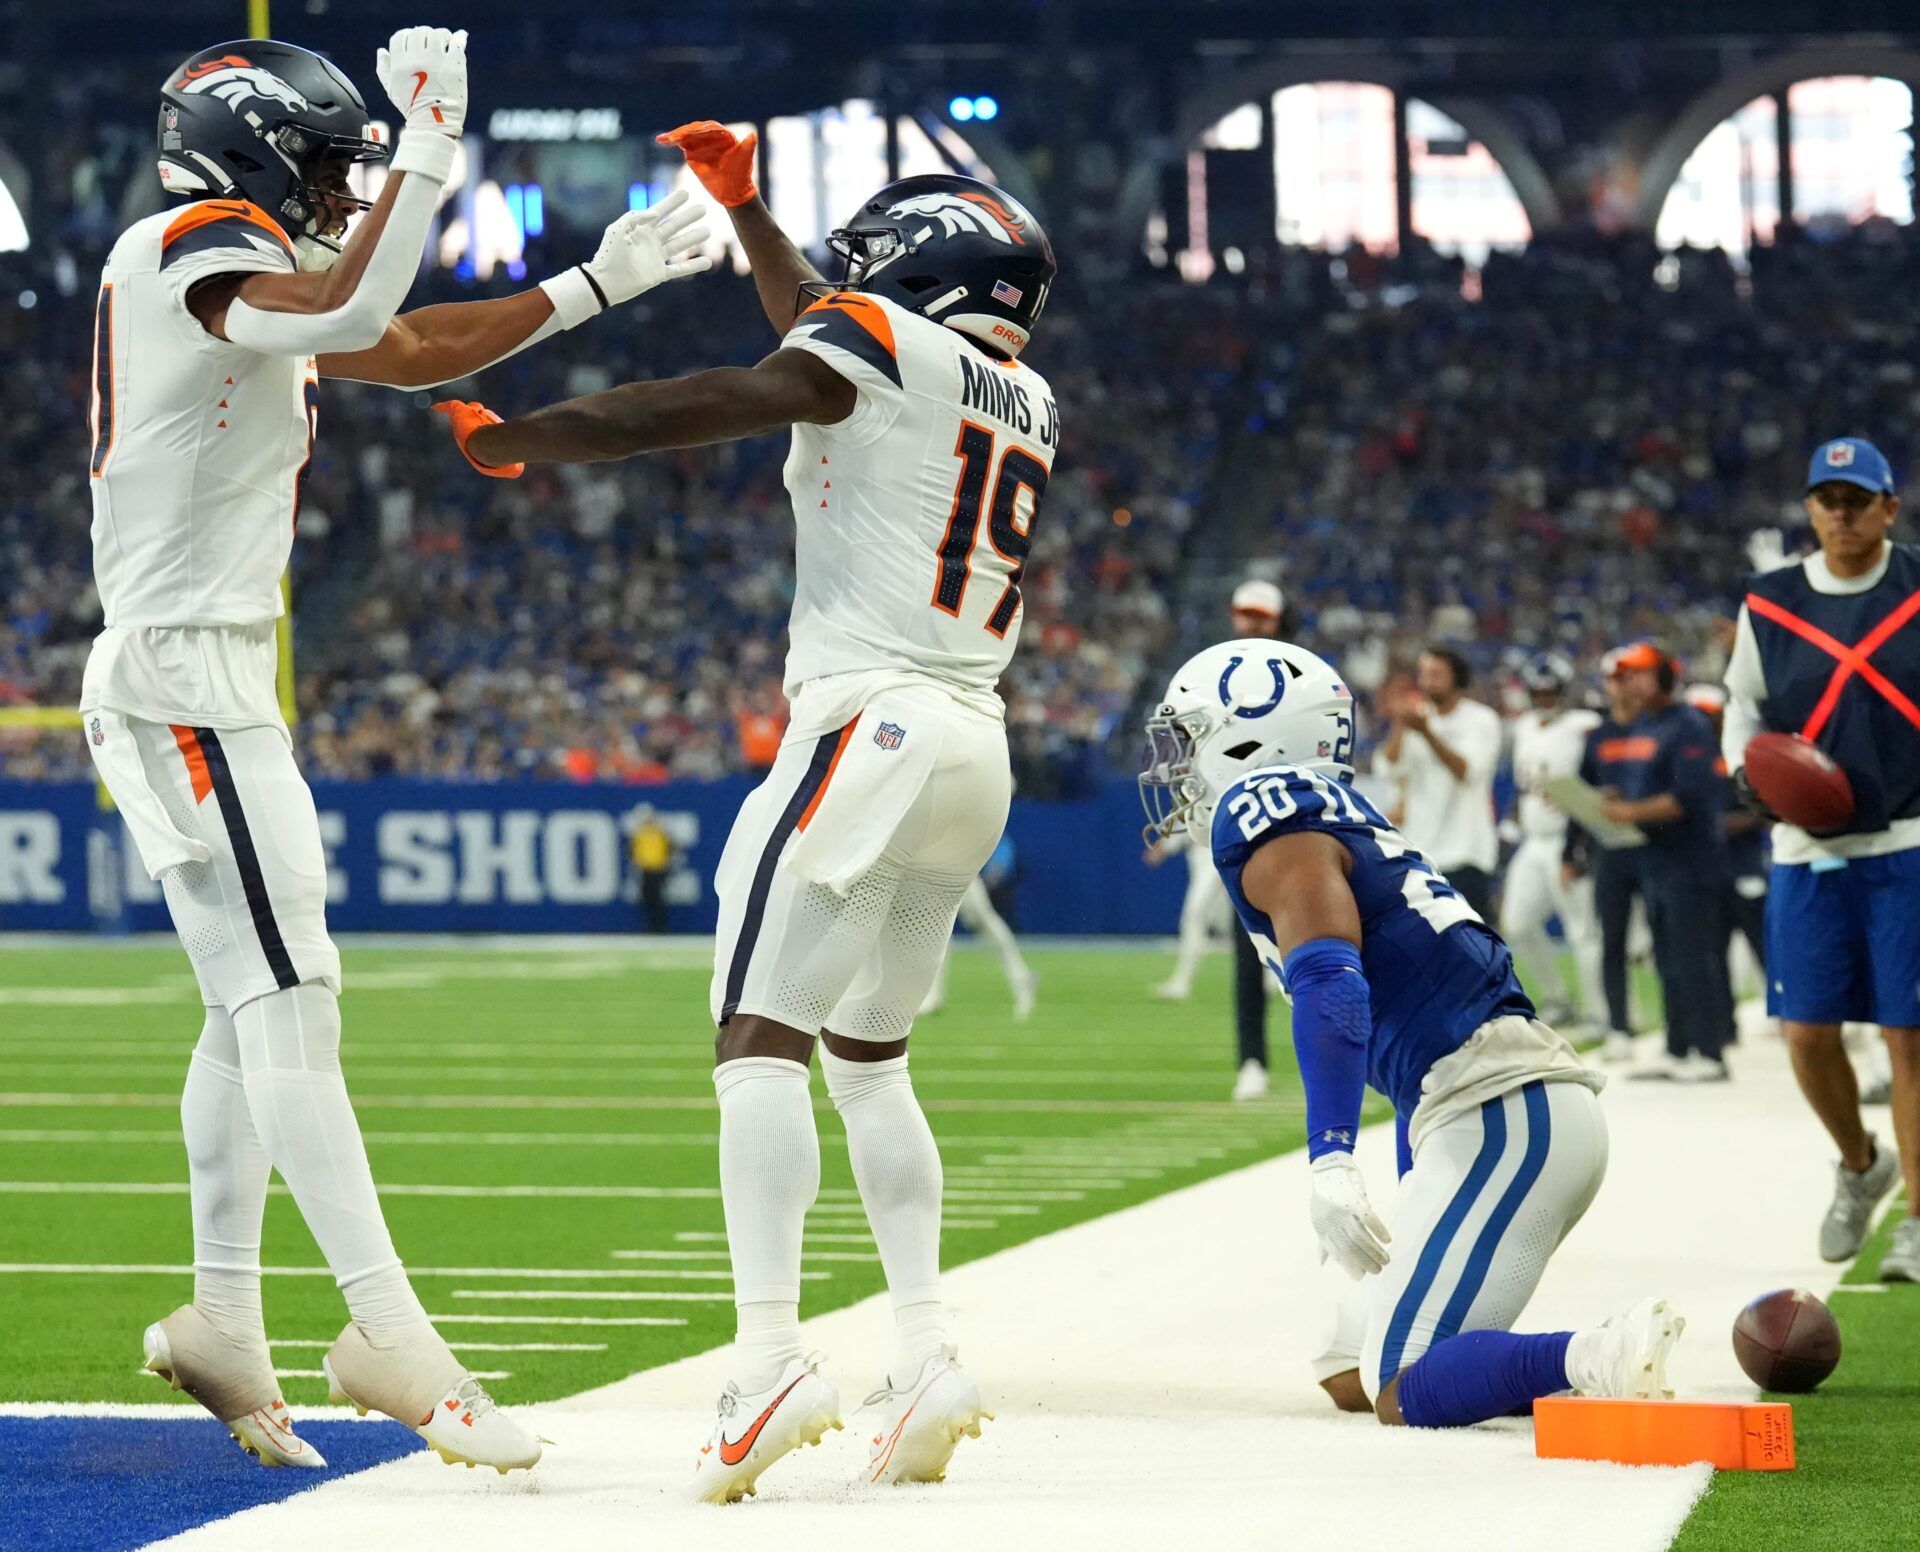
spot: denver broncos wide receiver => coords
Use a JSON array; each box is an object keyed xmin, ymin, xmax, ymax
[
  {"xmin": 1140, "ymin": 641, "xmax": 1684, "ymax": 1427},
  {"xmin": 435, "ymin": 122, "xmax": 1059, "ymax": 1500},
  {"xmin": 83, "ymin": 31, "xmax": 707, "ymax": 1473}
]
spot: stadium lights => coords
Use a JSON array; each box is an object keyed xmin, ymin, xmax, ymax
[
  {"xmin": 949, "ymin": 96, "xmax": 975, "ymax": 121},
  {"xmin": 973, "ymin": 96, "xmax": 999, "ymax": 121}
]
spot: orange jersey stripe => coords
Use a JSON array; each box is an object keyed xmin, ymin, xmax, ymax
[
  {"xmin": 796, "ymin": 292, "xmax": 899, "ymax": 360},
  {"xmin": 796, "ymin": 720, "xmax": 860, "ymax": 832},
  {"xmin": 162, "ymin": 200, "xmax": 293, "ymax": 258},
  {"xmin": 169, "ymin": 725, "xmax": 214, "ymax": 805},
  {"xmin": 1596, "ymin": 736, "xmax": 1659, "ymax": 762}
]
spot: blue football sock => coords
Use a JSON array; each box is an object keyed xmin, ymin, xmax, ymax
[{"xmin": 1394, "ymin": 1330, "xmax": 1574, "ymax": 1428}]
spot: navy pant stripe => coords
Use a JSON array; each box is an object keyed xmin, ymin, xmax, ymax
[
  {"xmin": 1430, "ymin": 1082, "xmax": 1553, "ymax": 1347},
  {"xmin": 1378, "ymin": 1096, "xmax": 1506, "ymax": 1391},
  {"xmin": 194, "ymin": 728, "xmax": 299, "ymax": 992},
  {"xmin": 720, "ymin": 730, "xmax": 844, "ymax": 1023}
]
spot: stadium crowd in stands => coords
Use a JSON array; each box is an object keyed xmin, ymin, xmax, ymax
[{"xmin": 6, "ymin": 216, "xmax": 1918, "ymax": 787}]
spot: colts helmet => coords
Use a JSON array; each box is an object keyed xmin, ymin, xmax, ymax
[
  {"xmin": 817, "ymin": 173, "xmax": 1056, "ymax": 358},
  {"xmin": 1140, "ymin": 639, "xmax": 1357, "ymax": 845},
  {"xmin": 1519, "ymin": 652, "xmax": 1575, "ymax": 695},
  {"xmin": 158, "ymin": 40, "xmax": 387, "ymax": 271}
]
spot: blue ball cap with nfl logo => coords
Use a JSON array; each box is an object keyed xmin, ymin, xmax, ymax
[{"xmin": 1806, "ymin": 437, "xmax": 1896, "ymax": 495}]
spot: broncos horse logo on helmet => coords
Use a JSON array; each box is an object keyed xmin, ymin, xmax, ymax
[
  {"xmin": 157, "ymin": 39, "xmax": 387, "ymax": 273},
  {"xmin": 811, "ymin": 173, "xmax": 1057, "ymax": 359}
]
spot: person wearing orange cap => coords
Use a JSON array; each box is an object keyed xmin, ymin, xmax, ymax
[{"xmin": 1577, "ymin": 644, "xmax": 1733, "ymax": 1082}]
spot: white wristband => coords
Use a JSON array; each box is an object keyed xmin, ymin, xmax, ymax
[
  {"xmin": 539, "ymin": 266, "xmax": 603, "ymax": 330},
  {"xmin": 390, "ymin": 128, "xmax": 459, "ymax": 183}
]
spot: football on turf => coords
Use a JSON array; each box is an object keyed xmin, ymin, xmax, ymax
[
  {"xmin": 1743, "ymin": 732, "xmax": 1854, "ymax": 832},
  {"xmin": 1732, "ymin": 1288, "xmax": 1841, "ymax": 1392}
]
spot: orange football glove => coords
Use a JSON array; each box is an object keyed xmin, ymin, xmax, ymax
[
  {"xmin": 432, "ymin": 400, "xmax": 523, "ymax": 478},
  {"xmin": 656, "ymin": 120, "xmax": 759, "ymax": 207}
]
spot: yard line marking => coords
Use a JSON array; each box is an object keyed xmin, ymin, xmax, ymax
[
  {"xmin": 672, "ymin": 1232, "xmax": 879, "ymax": 1245},
  {"xmin": 0, "ymin": 1263, "xmax": 752, "ymax": 1281},
  {"xmin": 272, "ymin": 1367, "xmax": 510, "ymax": 1381},
  {"xmin": 449, "ymin": 1289, "xmax": 739, "ymax": 1303},
  {"xmin": 270, "ymin": 1340, "xmax": 607, "ymax": 1353},
  {"xmin": 816, "ymin": 1186, "xmax": 1083, "ymax": 1203},
  {"xmin": 1830, "ymin": 1283, "xmax": 1887, "ymax": 1293},
  {"xmin": 0, "ymin": 1181, "xmax": 728, "ymax": 1200},
  {"xmin": 612, "ymin": 1249, "xmax": 881, "ymax": 1263},
  {"xmin": 0, "ymin": 1091, "xmax": 1271, "ymax": 1116},
  {"xmin": 424, "ymin": 1314, "xmax": 686, "ymax": 1327}
]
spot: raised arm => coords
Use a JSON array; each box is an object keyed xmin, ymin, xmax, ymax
[
  {"xmin": 318, "ymin": 194, "xmax": 711, "ymax": 388},
  {"xmin": 190, "ymin": 28, "xmax": 469, "ymax": 355},
  {"xmin": 1240, "ymin": 829, "xmax": 1389, "ymax": 1280},
  {"xmin": 657, "ymin": 121, "xmax": 824, "ymax": 335},
  {"xmin": 436, "ymin": 347, "xmax": 855, "ymax": 472}
]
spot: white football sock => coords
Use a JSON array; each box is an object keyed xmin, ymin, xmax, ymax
[
  {"xmin": 180, "ymin": 1006, "xmax": 270, "ymax": 1347},
  {"xmin": 820, "ymin": 1047, "xmax": 948, "ymax": 1377},
  {"xmin": 716, "ymin": 1056, "xmax": 819, "ymax": 1390},
  {"xmin": 232, "ymin": 982, "xmax": 440, "ymax": 1352}
]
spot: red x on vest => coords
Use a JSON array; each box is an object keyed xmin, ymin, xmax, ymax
[{"xmin": 1745, "ymin": 586, "xmax": 1920, "ymax": 738}]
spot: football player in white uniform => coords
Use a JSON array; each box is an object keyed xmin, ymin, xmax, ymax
[
  {"xmin": 436, "ymin": 121, "xmax": 1059, "ymax": 1500},
  {"xmin": 1500, "ymin": 655, "xmax": 1607, "ymax": 1041},
  {"xmin": 85, "ymin": 32, "xmax": 709, "ymax": 1472}
]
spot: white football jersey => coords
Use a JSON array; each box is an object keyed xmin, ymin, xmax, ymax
[
  {"xmin": 778, "ymin": 290, "xmax": 1060, "ymax": 706},
  {"xmin": 88, "ymin": 199, "xmax": 317, "ymax": 629},
  {"xmin": 1511, "ymin": 705, "xmax": 1603, "ymax": 838}
]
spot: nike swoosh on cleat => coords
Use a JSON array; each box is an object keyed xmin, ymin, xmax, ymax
[
  {"xmin": 409, "ymin": 71, "xmax": 429, "ymax": 107},
  {"xmin": 719, "ymin": 1375, "xmax": 805, "ymax": 1466}
]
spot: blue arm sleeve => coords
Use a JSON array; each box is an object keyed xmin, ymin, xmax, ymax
[
  {"xmin": 1396, "ymin": 1110, "xmax": 1413, "ymax": 1178},
  {"xmin": 1282, "ymin": 936, "xmax": 1372, "ymax": 1160}
]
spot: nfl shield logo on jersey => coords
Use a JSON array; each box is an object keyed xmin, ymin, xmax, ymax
[
  {"xmin": 89, "ymin": 716, "xmax": 105, "ymax": 746},
  {"xmin": 874, "ymin": 721, "xmax": 907, "ymax": 751}
]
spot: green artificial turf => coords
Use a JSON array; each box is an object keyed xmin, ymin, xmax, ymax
[
  {"xmin": 1670, "ymin": 1200, "xmax": 1920, "ymax": 1552},
  {"xmin": 0, "ymin": 941, "xmax": 1335, "ymax": 1407}
]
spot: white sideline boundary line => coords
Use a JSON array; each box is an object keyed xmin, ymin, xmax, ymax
[{"xmin": 152, "ymin": 1027, "xmax": 1847, "ymax": 1552}]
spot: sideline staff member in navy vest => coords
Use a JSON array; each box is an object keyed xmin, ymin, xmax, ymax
[
  {"xmin": 1583, "ymin": 643, "xmax": 1732, "ymax": 1082},
  {"xmin": 1724, "ymin": 436, "xmax": 1920, "ymax": 1283}
]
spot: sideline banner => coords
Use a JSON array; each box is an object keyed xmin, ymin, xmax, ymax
[{"xmin": 0, "ymin": 778, "xmax": 1185, "ymax": 937}]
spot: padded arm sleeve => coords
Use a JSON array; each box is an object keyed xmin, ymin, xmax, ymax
[
  {"xmin": 323, "ymin": 267, "xmax": 598, "ymax": 390},
  {"xmin": 1283, "ymin": 936, "xmax": 1372, "ymax": 1160},
  {"xmin": 223, "ymin": 131, "xmax": 456, "ymax": 357}
]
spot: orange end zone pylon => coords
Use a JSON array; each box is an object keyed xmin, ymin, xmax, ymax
[{"xmin": 1535, "ymin": 1397, "xmax": 1795, "ymax": 1471}]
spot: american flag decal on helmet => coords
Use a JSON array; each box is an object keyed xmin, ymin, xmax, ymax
[
  {"xmin": 991, "ymin": 279, "xmax": 1023, "ymax": 305},
  {"xmin": 873, "ymin": 722, "xmax": 907, "ymax": 750}
]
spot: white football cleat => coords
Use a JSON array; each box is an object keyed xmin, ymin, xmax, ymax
[
  {"xmin": 861, "ymin": 1347, "xmax": 991, "ymax": 1486},
  {"xmin": 691, "ymin": 1355, "xmax": 843, "ymax": 1504},
  {"xmin": 1232, "ymin": 1058, "xmax": 1270, "ymax": 1101},
  {"xmin": 1601, "ymin": 1030, "xmax": 1635, "ymax": 1063},
  {"xmin": 1150, "ymin": 979, "xmax": 1192, "ymax": 1001},
  {"xmin": 1011, "ymin": 968, "xmax": 1038, "ymax": 1023},
  {"xmin": 323, "ymin": 1322, "xmax": 540, "ymax": 1474},
  {"xmin": 143, "ymin": 1305, "xmax": 326, "ymax": 1469},
  {"xmin": 1567, "ymin": 1297, "xmax": 1685, "ymax": 1400}
]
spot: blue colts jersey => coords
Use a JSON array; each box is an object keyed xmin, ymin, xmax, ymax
[{"xmin": 1211, "ymin": 764, "xmax": 1535, "ymax": 1120}]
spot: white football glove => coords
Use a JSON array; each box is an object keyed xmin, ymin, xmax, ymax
[
  {"xmin": 1310, "ymin": 1152, "xmax": 1392, "ymax": 1280},
  {"xmin": 580, "ymin": 191, "xmax": 714, "ymax": 308},
  {"xmin": 377, "ymin": 26, "xmax": 469, "ymax": 136}
]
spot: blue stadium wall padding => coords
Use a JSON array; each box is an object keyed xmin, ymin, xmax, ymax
[
  {"xmin": 0, "ymin": 779, "xmax": 1188, "ymax": 937},
  {"xmin": 0, "ymin": 1415, "xmax": 421, "ymax": 1552}
]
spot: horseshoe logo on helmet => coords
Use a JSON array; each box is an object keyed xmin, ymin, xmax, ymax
[{"xmin": 1218, "ymin": 656, "xmax": 1289, "ymax": 719}]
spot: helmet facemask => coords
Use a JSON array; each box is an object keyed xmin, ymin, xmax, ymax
[{"xmin": 1139, "ymin": 708, "xmax": 1215, "ymax": 847}]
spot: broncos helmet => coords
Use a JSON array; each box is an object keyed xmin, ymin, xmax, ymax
[
  {"xmin": 815, "ymin": 173, "xmax": 1056, "ymax": 359},
  {"xmin": 1519, "ymin": 651, "xmax": 1575, "ymax": 695},
  {"xmin": 158, "ymin": 40, "xmax": 387, "ymax": 271}
]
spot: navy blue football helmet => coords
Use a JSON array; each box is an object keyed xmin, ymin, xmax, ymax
[
  {"xmin": 158, "ymin": 40, "xmax": 387, "ymax": 268},
  {"xmin": 816, "ymin": 173, "xmax": 1056, "ymax": 358}
]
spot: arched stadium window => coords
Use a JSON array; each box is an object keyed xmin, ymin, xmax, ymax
[
  {"xmin": 669, "ymin": 102, "xmax": 996, "ymax": 273},
  {"xmin": 1169, "ymin": 82, "xmax": 1530, "ymax": 279},
  {"xmin": 1656, "ymin": 77, "xmax": 1913, "ymax": 256}
]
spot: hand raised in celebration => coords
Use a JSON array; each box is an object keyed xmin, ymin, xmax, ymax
[
  {"xmin": 656, "ymin": 120, "xmax": 759, "ymax": 207},
  {"xmin": 377, "ymin": 26, "xmax": 469, "ymax": 137}
]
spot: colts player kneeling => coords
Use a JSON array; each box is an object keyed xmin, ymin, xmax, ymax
[{"xmin": 1140, "ymin": 641, "xmax": 1684, "ymax": 1426}]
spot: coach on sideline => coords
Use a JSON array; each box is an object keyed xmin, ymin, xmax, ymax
[
  {"xmin": 1724, "ymin": 436, "xmax": 1920, "ymax": 1282},
  {"xmin": 1378, "ymin": 645, "xmax": 1502, "ymax": 921}
]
